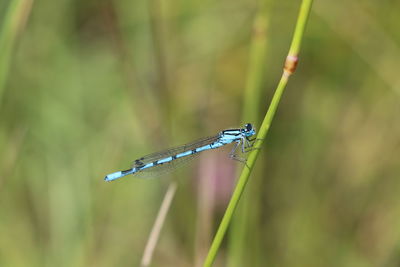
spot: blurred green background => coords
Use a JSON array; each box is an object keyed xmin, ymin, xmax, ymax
[{"xmin": 1, "ymin": 0, "xmax": 400, "ymax": 266}]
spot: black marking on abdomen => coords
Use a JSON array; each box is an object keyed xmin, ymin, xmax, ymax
[
  {"xmin": 192, "ymin": 149, "xmax": 197, "ymax": 154},
  {"xmin": 172, "ymin": 155, "xmax": 177, "ymax": 160},
  {"xmin": 211, "ymin": 142, "xmax": 221, "ymax": 149},
  {"xmin": 153, "ymin": 161, "xmax": 159, "ymax": 166},
  {"xmin": 122, "ymin": 169, "xmax": 132, "ymax": 175}
]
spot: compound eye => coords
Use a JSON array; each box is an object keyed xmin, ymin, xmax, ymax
[{"xmin": 246, "ymin": 123, "xmax": 252, "ymax": 131}]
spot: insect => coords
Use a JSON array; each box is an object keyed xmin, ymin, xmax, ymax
[{"xmin": 104, "ymin": 123, "xmax": 256, "ymax": 181}]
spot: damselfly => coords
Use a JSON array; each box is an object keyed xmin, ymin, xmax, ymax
[{"xmin": 104, "ymin": 123, "xmax": 256, "ymax": 181}]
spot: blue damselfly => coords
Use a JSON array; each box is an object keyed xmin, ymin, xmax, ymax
[{"xmin": 104, "ymin": 123, "xmax": 256, "ymax": 181}]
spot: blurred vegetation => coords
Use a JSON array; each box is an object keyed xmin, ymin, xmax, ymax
[{"xmin": 1, "ymin": 0, "xmax": 400, "ymax": 266}]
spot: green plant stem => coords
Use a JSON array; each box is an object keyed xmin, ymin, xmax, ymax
[
  {"xmin": 288, "ymin": 0, "xmax": 313, "ymax": 56},
  {"xmin": 203, "ymin": 0, "xmax": 313, "ymax": 266}
]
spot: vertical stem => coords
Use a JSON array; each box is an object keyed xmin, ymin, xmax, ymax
[{"xmin": 203, "ymin": 0, "xmax": 314, "ymax": 266}]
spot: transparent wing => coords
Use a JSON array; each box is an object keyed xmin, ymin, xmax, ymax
[
  {"xmin": 132, "ymin": 153, "xmax": 200, "ymax": 179},
  {"xmin": 131, "ymin": 135, "xmax": 220, "ymax": 178},
  {"xmin": 132, "ymin": 135, "xmax": 220, "ymax": 167}
]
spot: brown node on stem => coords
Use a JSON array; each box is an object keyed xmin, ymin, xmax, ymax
[{"xmin": 283, "ymin": 55, "xmax": 299, "ymax": 76}]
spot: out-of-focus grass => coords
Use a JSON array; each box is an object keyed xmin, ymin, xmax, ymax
[
  {"xmin": 227, "ymin": 6, "xmax": 270, "ymax": 267},
  {"xmin": 0, "ymin": 0, "xmax": 33, "ymax": 104},
  {"xmin": 0, "ymin": 0, "xmax": 400, "ymax": 266}
]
